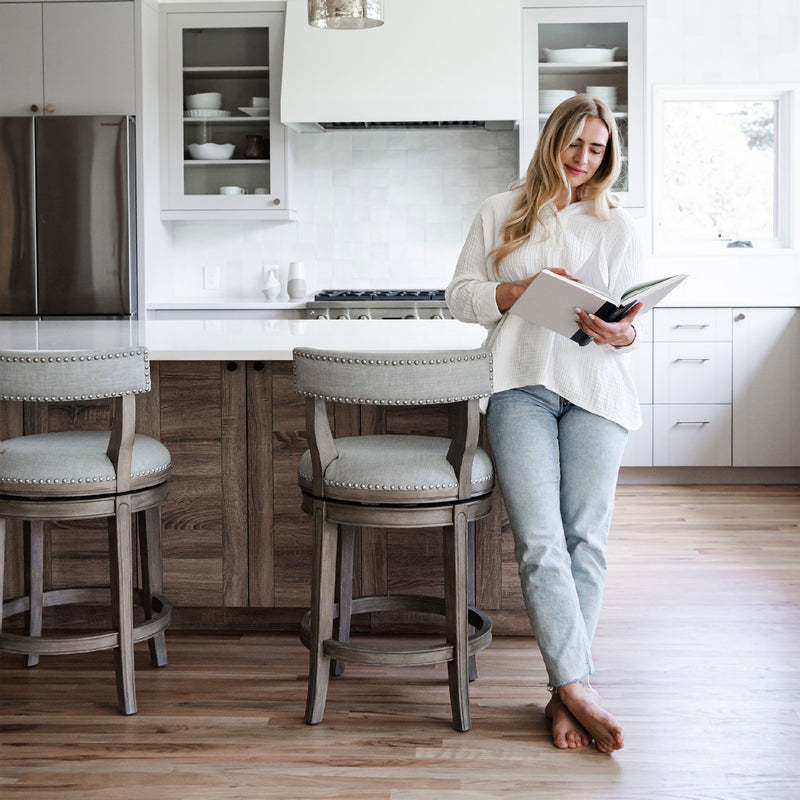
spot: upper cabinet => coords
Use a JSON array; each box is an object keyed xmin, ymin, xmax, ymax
[
  {"xmin": 521, "ymin": 2, "xmax": 645, "ymax": 209},
  {"xmin": 160, "ymin": 6, "xmax": 294, "ymax": 220},
  {"xmin": 0, "ymin": 2, "xmax": 135, "ymax": 116}
]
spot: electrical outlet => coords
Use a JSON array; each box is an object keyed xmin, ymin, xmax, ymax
[{"xmin": 204, "ymin": 266, "xmax": 221, "ymax": 290}]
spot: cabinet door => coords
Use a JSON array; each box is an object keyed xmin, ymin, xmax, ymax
[
  {"xmin": 521, "ymin": 4, "xmax": 645, "ymax": 208},
  {"xmin": 0, "ymin": 3, "xmax": 44, "ymax": 115},
  {"xmin": 732, "ymin": 308, "xmax": 800, "ymax": 467},
  {"xmin": 42, "ymin": 2, "xmax": 135, "ymax": 115},
  {"xmin": 154, "ymin": 361, "xmax": 249, "ymax": 607},
  {"xmin": 162, "ymin": 10, "xmax": 293, "ymax": 219}
]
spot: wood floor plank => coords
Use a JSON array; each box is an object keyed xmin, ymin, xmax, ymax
[{"xmin": 2, "ymin": 486, "xmax": 799, "ymax": 799}]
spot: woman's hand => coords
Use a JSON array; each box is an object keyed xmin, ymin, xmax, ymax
[
  {"xmin": 575, "ymin": 302, "xmax": 642, "ymax": 348},
  {"xmin": 495, "ymin": 268, "xmax": 575, "ymax": 313}
]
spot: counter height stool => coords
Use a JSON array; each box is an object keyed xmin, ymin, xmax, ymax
[
  {"xmin": 0, "ymin": 348, "xmax": 172, "ymax": 715},
  {"xmin": 293, "ymin": 347, "xmax": 495, "ymax": 731}
]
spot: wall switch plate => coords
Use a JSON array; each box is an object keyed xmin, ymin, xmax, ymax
[{"xmin": 204, "ymin": 266, "xmax": 221, "ymax": 290}]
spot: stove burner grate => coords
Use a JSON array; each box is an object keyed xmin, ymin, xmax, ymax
[{"xmin": 313, "ymin": 289, "xmax": 446, "ymax": 303}]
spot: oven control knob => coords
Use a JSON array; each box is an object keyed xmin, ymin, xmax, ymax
[
  {"xmin": 357, "ymin": 314, "xmax": 370, "ymax": 320},
  {"xmin": 337, "ymin": 314, "xmax": 349, "ymax": 320},
  {"xmin": 317, "ymin": 314, "xmax": 328, "ymax": 320},
  {"xmin": 431, "ymin": 314, "xmax": 442, "ymax": 320},
  {"xmin": 404, "ymin": 314, "xmax": 418, "ymax": 320}
]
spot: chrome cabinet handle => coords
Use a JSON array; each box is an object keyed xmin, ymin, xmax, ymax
[
  {"xmin": 675, "ymin": 420, "xmax": 710, "ymax": 426},
  {"xmin": 674, "ymin": 357, "xmax": 711, "ymax": 363},
  {"xmin": 673, "ymin": 323, "xmax": 710, "ymax": 329}
]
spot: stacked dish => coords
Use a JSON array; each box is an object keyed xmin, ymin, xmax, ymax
[{"xmin": 538, "ymin": 89, "xmax": 577, "ymax": 113}]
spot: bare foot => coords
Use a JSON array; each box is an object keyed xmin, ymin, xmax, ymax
[
  {"xmin": 545, "ymin": 692, "xmax": 591, "ymax": 749},
  {"xmin": 556, "ymin": 681, "xmax": 624, "ymax": 753}
]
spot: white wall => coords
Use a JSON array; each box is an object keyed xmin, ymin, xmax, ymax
[
  {"xmin": 149, "ymin": 128, "xmax": 518, "ymax": 302},
  {"xmin": 647, "ymin": 0, "xmax": 800, "ymax": 84}
]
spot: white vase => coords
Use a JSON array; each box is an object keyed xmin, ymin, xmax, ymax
[
  {"xmin": 263, "ymin": 267, "xmax": 281, "ymax": 300},
  {"xmin": 287, "ymin": 261, "xmax": 306, "ymax": 299}
]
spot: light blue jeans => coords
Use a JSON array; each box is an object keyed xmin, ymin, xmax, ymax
[{"xmin": 486, "ymin": 385, "xmax": 628, "ymax": 688}]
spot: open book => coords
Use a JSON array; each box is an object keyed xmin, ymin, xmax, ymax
[{"xmin": 509, "ymin": 270, "xmax": 687, "ymax": 346}]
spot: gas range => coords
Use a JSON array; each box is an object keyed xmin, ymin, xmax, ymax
[{"xmin": 305, "ymin": 290, "xmax": 451, "ymax": 320}]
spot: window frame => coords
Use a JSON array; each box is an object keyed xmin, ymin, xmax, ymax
[{"xmin": 652, "ymin": 84, "xmax": 797, "ymax": 256}]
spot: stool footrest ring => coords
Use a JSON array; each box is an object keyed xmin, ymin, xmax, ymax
[
  {"xmin": 1, "ymin": 588, "xmax": 172, "ymax": 656},
  {"xmin": 300, "ymin": 593, "xmax": 492, "ymax": 667}
]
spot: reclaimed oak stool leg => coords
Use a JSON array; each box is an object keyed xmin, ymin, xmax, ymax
[
  {"xmin": 25, "ymin": 521, "xmax": 45, "ymax": 668},
  {"xmin": 331, "ymin": 524, "xmax": 355, "ymax": 678},
  {"xmin": 139, "ymin": 506, "xmax": 168, "ymax": 668},
  {"xmin": 109, "ymin": 498, "xmax": 137, "ymax": 715},
  {"xmin": 305, "ymin": 501, "xmax": 338, "ymax": 725},
  {"xmin": 445, "ymin": 505, "xmax": 472, "ymax": 732}
]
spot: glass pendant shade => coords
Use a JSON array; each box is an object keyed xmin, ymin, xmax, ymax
[{"xmin": 308, "ymin": 0, "xmax": 384, "ymax": 29}]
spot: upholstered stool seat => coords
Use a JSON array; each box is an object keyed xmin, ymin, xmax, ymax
[
  {"xmin": 0, "ymin": 431, "xmax": 170, "ymax": 493},
  {"xmin": 0, "ymin": 348, "xmax": 172, "ymax": 715},
  {"xmin": 298, "ymin": 435, "xmax": 494, "ymax": 504},
  {"xmin": 293, "ymin": 347, "xmax": 495, "ymax": 732}
]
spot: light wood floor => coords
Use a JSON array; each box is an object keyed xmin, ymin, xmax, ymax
[{"xmin": 2, "ymin": 485, "xmax": 799, "ymax": 799}]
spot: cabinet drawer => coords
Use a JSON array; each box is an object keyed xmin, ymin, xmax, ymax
[
  {"xmin": 653, "ymin": 308, "xmax": 732, "ymax": 342},
  {"xmin": 653, "ymin": 342, "xmax": 731, "ymax": 404},
  {"xmin": 653, "ymin": 404, "xmax": 732, "ymax": 466}
]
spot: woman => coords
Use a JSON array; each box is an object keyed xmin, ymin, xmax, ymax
[{"xmin": 446, "ymin": 94, "xmax": 644, "ymax": 753}]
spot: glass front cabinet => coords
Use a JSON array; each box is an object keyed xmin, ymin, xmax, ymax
[
  {"xmin": 521, "ymin": 2, "xmax": 645, "ymax": 210},
  {"xmin": 161, "ymin": 8, "xmax": 294, "ymax": 219}
]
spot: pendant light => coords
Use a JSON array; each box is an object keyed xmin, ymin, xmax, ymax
[{"xmin": 308, "ymin": 0, "xmax": 384, "ymax": 29}]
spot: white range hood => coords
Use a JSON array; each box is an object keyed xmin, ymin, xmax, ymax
[{"xmin": 281, "ymin": 0, "xmax": 522, "ymax": 131}]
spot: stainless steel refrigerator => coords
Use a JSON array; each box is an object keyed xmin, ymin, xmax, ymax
[{"xmin": 0, "ymin": 115, "xmax": 137, "ymax": 318}]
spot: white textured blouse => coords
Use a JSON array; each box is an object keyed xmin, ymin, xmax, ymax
[{"xmin": 446, "ymin": 190, "xmax": 645, "ymax": 431}]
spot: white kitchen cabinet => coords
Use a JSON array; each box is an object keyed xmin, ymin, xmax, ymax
[
  {"xmin": 652, "ymin": 308, "xmax": 732, "ymax": 467},
  {"xmin": 732, "ymin": 308, "xmax": 800, "ymax": 467},
  {"xmin": 160, "ymin": 5, "xmax": 294, "ymax": 219},
  {"xmin": 0, "ymin": 2, "xmax": 135, "ymax": 116},
  {"xmin": 521, "ymin": 1, "xmax": 645, "ymax": 209}
]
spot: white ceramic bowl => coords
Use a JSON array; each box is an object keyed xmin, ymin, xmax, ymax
[
  {"xmin": 543, "ymin": 47, "xmax": 618, "ymax": 64},
  {"xmin": 238, "ymin": 107, "xmax": 266, "ymax": 117},
  {"xmin": 251, "ymin": 97, "xmax": 270, "ymax": 109},
  {"xmin": 188, "ymin": 143, "xmax": 235, "ymax": 160},
  {"xmin": 185, "ymin": 92, "xmax": 222, "ymax": 110},
  {"xmin": 538, "ymin": 90, "xmax": 577, "ymax": 113}
]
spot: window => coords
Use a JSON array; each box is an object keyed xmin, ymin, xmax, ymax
[{"xmin": 653, "ymin": 86, "xmax": 795, "ymax": 253}]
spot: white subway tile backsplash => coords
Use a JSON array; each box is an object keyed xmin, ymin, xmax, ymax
[{"xmin": 157, "ymin": 129, "xmax": 519, "ymax": 300}]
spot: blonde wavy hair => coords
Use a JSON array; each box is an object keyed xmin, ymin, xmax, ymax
[{"xmin": 490, "ymin": 94, "xmax": 621, "ymax": 270}]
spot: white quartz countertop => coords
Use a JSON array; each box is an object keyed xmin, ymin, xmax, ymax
[{"xmin": 0, "ymin": 319, "xmax": 488, "ymax": 361}]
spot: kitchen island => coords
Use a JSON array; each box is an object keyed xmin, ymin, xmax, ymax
[{"xmin": 1, "ymin": 319, "xmax": 528, "ymax": 635}]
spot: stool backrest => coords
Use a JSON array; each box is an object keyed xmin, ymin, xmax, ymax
[
  {"xmin": 293, "ymin": 347, "xmax": 493, "ymax": 501},
  {"xmin": 0, "ymin": 348, "xmax": 150, "ymax": 402},
  {"xmin": 293, "ymin": 348, "xmax": 493, "ymax": 405},
  {"xmin": 0, "ymin": 348, "xmax": 152, "ymax": 493}
]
